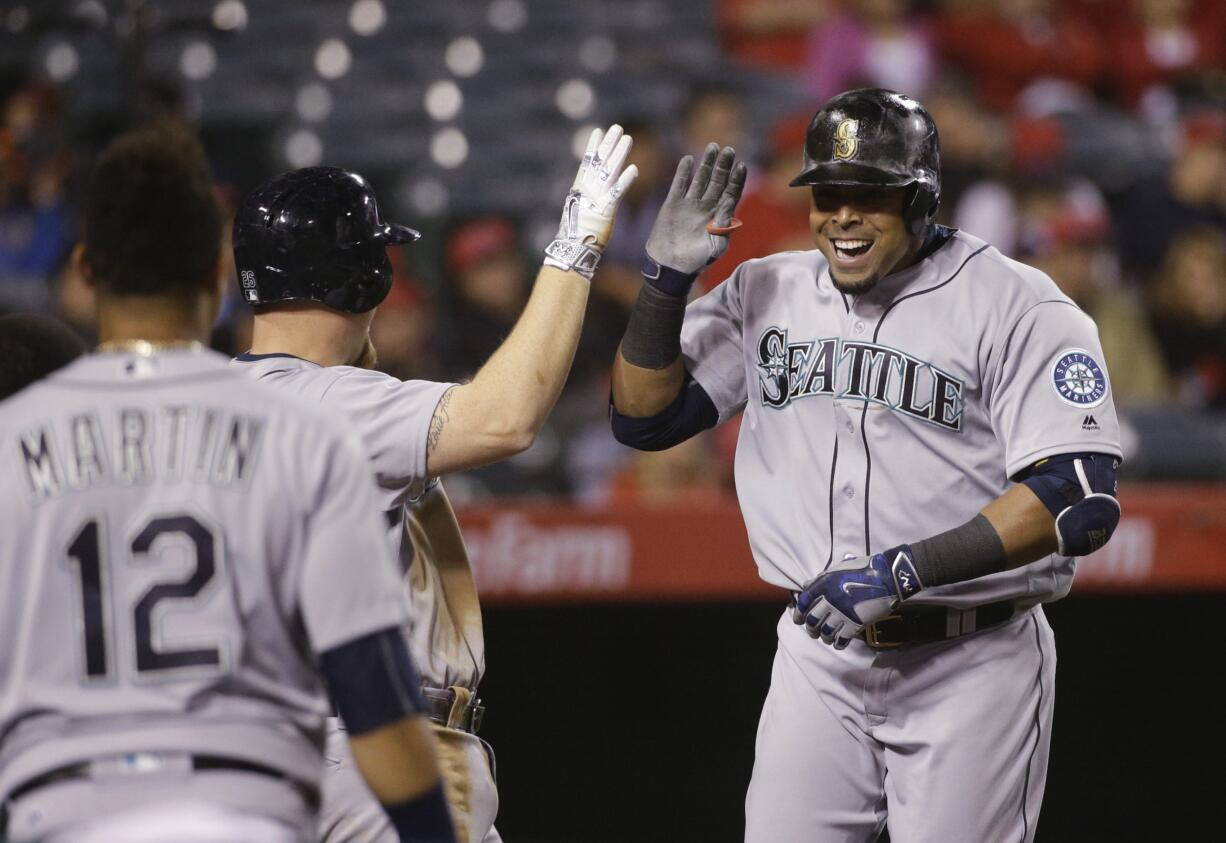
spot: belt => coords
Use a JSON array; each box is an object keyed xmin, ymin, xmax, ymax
[
  {"xmin": 422, "ymin": 686, "xmax": 485, "ymax": 734},
  {"xmin": 861, "ymin": 601, "xmax": 1015, "ymax": 649},
  {"xmin": 2, "ymin": 753, "xmax": 320, "ymax": 816}
]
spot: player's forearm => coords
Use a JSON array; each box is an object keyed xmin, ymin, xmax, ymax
[
  {"xmin": 798, "ymin": 484, "xmax": 1072, "ymax": 645},
  {"xmin": 610, "ymin": 271, "xmax": 691, "ymax": 416},
  {"xmin": 903, "ymin": 488, "xmax": 1054, "ymax": 591},
  {"xmin": 349, "ymin": 715, "xmax": 458, "ymax": 843},
  {"xmin": 348, "ymin": 714, "xmax": 446, "ymax": 804},
  {"xmin": 981, "ymin": 484, "xmax": 1059, "ymax": 568},
  {"xmin": 318, "ymin": 627, "xmax": 456, "ymax": 839},
  {"xmin": 427, "ymin": 124, "xmax": 637, "ymax": 476},
  {"xmin": 452, "ymin": 264, "xmax": 591, "ymax": 452},
  {"xmin": 611, "ymin": 353, "xmax": 686, "ymax": 416}
]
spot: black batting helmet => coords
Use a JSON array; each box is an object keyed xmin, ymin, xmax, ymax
[
  {"xmin": 790, "ymin": 88, "xmax": 940, "ymax": 234},
  {"xmin": 233, "ymin": 166, "xmax": 420, "ymax": 314}
]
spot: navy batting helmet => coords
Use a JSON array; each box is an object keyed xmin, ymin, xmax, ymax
[
  {"xmin": 233, "ymin": 166, "xmax": 420, "ymax": 314},
  {"xmin": 790, "ymin": 88, "xmax": 940, "ymax": 234}
]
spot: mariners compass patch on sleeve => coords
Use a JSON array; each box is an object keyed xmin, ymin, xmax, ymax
[{"xmin": 1051, "ymin": 348, "xmax": 1108, "ymax": 407}]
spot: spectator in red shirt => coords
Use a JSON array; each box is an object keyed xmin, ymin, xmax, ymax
[
  {"xmin": 935, "ymin": 0, "xmax": 1104, "ymax": 112},
  {"xmin": 717, "ymin": 0, "xmax": 833, "ymax": 72},
  {"xmin": 701, "ymin": 115, "xmax": 815, "ymax": 291}
]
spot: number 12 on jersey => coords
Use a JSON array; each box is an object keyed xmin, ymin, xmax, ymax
[{"xmin": 64, "ymin": 512, "xmax": 230, "ymax": 681}]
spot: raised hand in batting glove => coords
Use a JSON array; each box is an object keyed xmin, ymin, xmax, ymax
[
  {"xmin": 645, "ymin": 143, "xmax": 748, "ymax": 279},
  {"xmin": 791, "ymin": 545, "xmax": 925, "ymax": 649},
  {"xmin": 543, "ymin": 124, "xmax": 638, "ymax": 280}
]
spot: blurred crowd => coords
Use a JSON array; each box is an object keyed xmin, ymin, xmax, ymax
[{"xmin": 3, "ymin": 0, "xmax": 1226, "ymax": 501}]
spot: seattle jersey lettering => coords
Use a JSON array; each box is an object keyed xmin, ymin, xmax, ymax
[
  {"xmin": 756, "ymin": 326, "xmax": 964, "ymax": 430},
  {"xmin": 18, "ymin": 405, "xmax": 265, "ymax": 502}
]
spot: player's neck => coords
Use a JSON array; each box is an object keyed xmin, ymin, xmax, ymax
[
  {"xmin": 96, "ymin": 292, "xmax": 215, "ymax": 346},
  {"xmin": 249, "ymin": 304, "xmax": 370, "ymax": 368}
]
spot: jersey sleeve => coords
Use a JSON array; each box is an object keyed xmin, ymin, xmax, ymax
[
  {"xmin": 298, "ymin": 427, "xmax": 410, "ymax": 654},
  {"xmin": 318, "ymin": 368, "xmax": 456, "ymax": 504},
  {"xmin": 680, "ymin": 268, "xmax": 748, "ymax": 424},
  {"xmin": 987, "ymin": 300, "xmax": 1124, "ymax": 478}
]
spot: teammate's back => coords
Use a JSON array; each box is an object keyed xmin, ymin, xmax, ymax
[
  {"xmin": 0, "ymin": 348, "xmax": 408, "ymax": 838},
  {"xmin": 0, "ymin": 119, "xmax": 455, "ymax": 843}
]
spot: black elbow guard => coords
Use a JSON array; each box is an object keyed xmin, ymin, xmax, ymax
[
  {"xmin": 1017, "ymin": 452, "xmax": 1121, "ymax": 556},
  {"xmin": 610, "ymin": 375, "xmax": 718, "ymax": 451}
]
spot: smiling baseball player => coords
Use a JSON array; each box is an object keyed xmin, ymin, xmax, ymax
[
  {"xmin": 611, "ymin": 89, "xmax": 1123, "ymax": 841},
  {"xmin": 230, "ymin": 125, "xmax": 640, "ymax": 842},
  {"xmin": 0, "ymin": 122, "xmax": 454, "ymax": 843}
]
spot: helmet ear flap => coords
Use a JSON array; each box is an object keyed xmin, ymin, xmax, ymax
[{"xmin": 904, "ymin": 182, "xmax": 939, "ymax": 236}]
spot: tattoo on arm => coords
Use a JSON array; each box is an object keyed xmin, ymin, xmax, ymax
[{"xmin": 427, "ymin": 387, "xmax": 455, "ymax": 453}]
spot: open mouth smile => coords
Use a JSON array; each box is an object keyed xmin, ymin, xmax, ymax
[{"xmin": 830, "ymin": 237, "xmax": 875, "ymax": 266}]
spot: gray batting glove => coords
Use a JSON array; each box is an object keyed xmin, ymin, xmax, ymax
[{"xmin": 645, "ymin": 143, "xmax": 748, "ymax": 276}]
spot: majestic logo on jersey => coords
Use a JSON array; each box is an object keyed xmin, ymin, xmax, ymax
[
  {"xmin": 1051, "ymin": 349, "xmax": 1108, "ymax": 408},
  {"xmin": 756, "ymin": 327, "xmax": 964, "ymax": 431},
  {"xmin": 833, "ymin": 119, "xmax": 860, "ymax": 160}
]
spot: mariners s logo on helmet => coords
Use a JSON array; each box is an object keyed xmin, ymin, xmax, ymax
[{"xmin": 834, "ymin": 119, "xmax": 860, "ymax": 161}]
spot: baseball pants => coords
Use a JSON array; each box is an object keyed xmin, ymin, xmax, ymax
[
  {"xmin": 744, "ymin": 605, "xmax": 1056, "ymax": 843},
  {"xmin": 319, "ymin": 718, "xmax": 501, "ymax": 843}
]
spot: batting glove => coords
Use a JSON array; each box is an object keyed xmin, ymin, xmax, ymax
[
  {"xmin": 644, "ymin": 143, "xmax": 747, "ymax": 278},
  {"xmin": 792, "ymin": 545, "xmax": 924, "ymax": 649},
  {"xmin": 543, "ymin": 124, "xmax": 638, "ymax": 280}
]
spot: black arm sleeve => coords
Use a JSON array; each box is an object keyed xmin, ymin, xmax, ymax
[
  {"xmin": 619, "ymin": 283, "xmax": 689, "ymax": 370},
  {"xmin": 318, "ymin": 627, "xmax": 426, "ymax": 736},
  {"xmin": 610, "ymin": 374, "xmax": 719, "ymax": 451},
  {"xmin": 910, "ymin": 514, "xmax": 1008, "ymax": 587}
]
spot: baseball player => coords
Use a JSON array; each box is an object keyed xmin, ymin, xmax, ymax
[
  {"xmin": 0, "ymin": 312, "xmax": 86, "ymax": 400},
  {"xmin": 229, "ymin": 125, "xmax": 640, "ymax": 843},
  {"xmin": 0, "ymin": 122, "xmax": 456, "ymax": 843},
  {"xmin": 611, "ymin": 88, "xmax": 1123, "ymax": 842}
]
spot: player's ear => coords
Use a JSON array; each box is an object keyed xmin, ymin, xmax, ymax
[{"xmin": 71, "ymin": 243, "xmax": 95, "ymax": 289}]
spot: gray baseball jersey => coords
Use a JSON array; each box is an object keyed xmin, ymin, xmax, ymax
[
  {"xmin": 682, "ymin": 228, "xmax": 1123, "ymax": 604},
  {"xmin": 0, "ymin": 348, "xmax": 408, "ymax": 829},
  {"xmin": 230, "ymin": 354, "xmax": 479, "ymax": 690}
]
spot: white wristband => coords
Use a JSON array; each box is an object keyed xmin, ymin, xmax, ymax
[{"xmin": 543, "ymin": 239, "xmax": 602, "ymax": 280}]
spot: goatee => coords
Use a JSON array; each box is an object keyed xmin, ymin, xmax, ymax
[{"xmin": 830, "ymin": 274, "xmax": 880, "ymax": 295}]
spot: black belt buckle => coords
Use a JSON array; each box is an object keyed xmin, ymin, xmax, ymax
[{"xmin": 863, "ymin": 614, "xmax": 905, "ymax": 649}]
